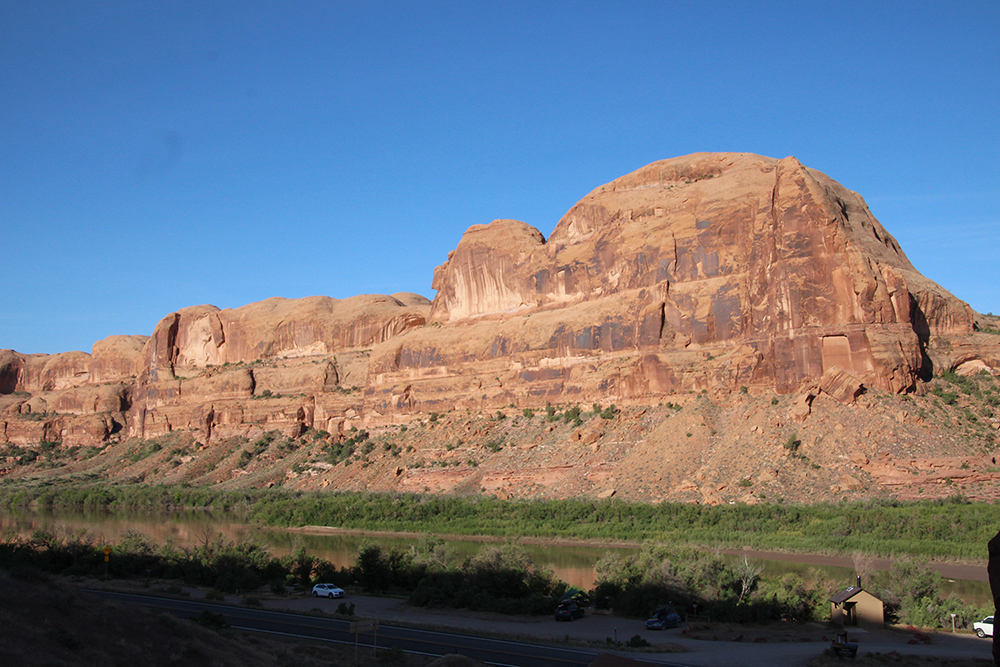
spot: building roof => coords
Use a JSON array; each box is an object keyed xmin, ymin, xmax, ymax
[{"xmin": 829, "ymin": 585, "xmax": 880, "ymax": 604}]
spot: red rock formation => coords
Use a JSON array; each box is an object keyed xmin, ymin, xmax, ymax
[
  {"xmin": 1, "ymin": 153, "xmax": 995, "ymax": 469},
  {"xmin": 91, "ymin": 335, "xmax": 148, "ymax": 384},
  {"xmin": 368, "ymin": 153, "xmax": 980, "ymax": 415},
  {"xmin": 127, "ymin": 293, "xmax": 429, "ymax": 441},
  {"xmin": 141, "ymin": 294, "xmax": 428, "ymax": 378}
]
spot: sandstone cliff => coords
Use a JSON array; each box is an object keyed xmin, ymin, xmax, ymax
[
  {"xmin": 1, "ymin": 153, "xmax": 997, "ymax": 503},
  {"xmin": 370, "ymin": 153, "xmax": 980, "ymax": 415}
]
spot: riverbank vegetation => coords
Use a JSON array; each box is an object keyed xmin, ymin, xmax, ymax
[
  {"xmin": 591, "ymin": 543, "xmax": 989, "ymax": 629},
  {"xmin": 0, "ymin": 483, "xmax": 995, "ymax": 561},
  {"xmin": 0, "ymin": 529, "xmax": 987, "ymax": 631}
]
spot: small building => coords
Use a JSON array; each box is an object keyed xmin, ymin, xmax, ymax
[{"xmin": 829, "ymin": 580, "xmax": 884, "ymax": 628}]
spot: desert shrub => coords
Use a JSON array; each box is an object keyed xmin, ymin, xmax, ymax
[
  {"xmin": 864, "ymin": 558, "xmax": 986, "ymax": 628},
  {"xmin": 354, "ymin": 543, "xmax": 423, "ymax": 593},
  {"xmin": 590, "ymin": 543, "xmax": 839, "ymax": 623},
  {"xmin": 409, "ymin": 542, "xmax": 563, "ymax": 615},
  {"xmin": 562, "ymin": 405, "xmax": 583, "ymax": 427}
]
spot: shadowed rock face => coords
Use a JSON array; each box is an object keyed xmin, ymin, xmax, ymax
[
  {"xmin": 1, "ymin": 153, "xmax": 993, "ymax": 453},
  {"xmin": 371, "ymin": 153, "xmax": 976, "ymax": 414}
]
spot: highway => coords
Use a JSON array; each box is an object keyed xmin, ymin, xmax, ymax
[{"xmin": 85, "ymin": 590, "xmax": 630, "ymax": 667}]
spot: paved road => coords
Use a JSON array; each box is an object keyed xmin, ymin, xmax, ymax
[
  {"xmin": 86, "ymin": 590, "xmax": 660, "ymax": 667},
  {"xmin": 86, "ymin": 587, "xmax": 994, "ymax": 667}
]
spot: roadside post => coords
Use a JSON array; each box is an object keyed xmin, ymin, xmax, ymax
[
  {"xmin": 350, "ymin": 619, "xmax": 379, "ymax": 659},
  {"xmin": 103, "ymin": 545, "xmax": 111, "ymax": 577}
]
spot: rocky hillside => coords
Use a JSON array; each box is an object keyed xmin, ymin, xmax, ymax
[{"xmin": 2, "ymin": 152, "xmax": 998, "ymax": 503}]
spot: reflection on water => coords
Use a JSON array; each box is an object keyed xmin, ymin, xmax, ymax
[{"xmin": 0, "ymin": 507, "xmax": 989, "ymax": 605}]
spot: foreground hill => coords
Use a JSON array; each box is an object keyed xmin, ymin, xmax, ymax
[
  {"xmin": 1, "ymin": 153, "xmax": 998, "ymax": 503},
  {"xmin": 0, "ymin": 571, "xmax": 384, "ymax": 667}
]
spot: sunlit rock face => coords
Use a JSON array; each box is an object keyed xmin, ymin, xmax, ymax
[
  {"xmin": 370, "ymin": 152, "xmax": 977, "ymax": 414},
  {"xmin": 2, "ymin": 153, "xmax": 994, "ymax": 452}
]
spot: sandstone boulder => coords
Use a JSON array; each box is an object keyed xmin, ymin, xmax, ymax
[{"xmin": 819, "ymin": 367, "xmax": 866, "ymax": 405}]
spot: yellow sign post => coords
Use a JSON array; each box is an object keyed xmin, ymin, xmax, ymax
[{"xmin": 103, "ymin": 545, "xmax": 111, "ymax": 577}]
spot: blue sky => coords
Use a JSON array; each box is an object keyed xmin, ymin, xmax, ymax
[{"xmin": 2, "ymin": 1, "xmax": 998, "ymax": 354}]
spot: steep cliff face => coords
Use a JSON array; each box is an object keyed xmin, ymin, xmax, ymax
[
  {"xmin": 0, "ymin": 153, "xmax": 995, "ymax": 505},
  {"xmin": 91, "ymin": 336, "xmax": 148, "ymax": 385},
  {"xmin": 429, "ymin": 220, "xmax": 547, "ymax": 321},
  {"xmin": 142, "ymin": 294, "xmax": 429, "ymax": 378},
  {"xmin": 129, "ymin": 293, "xmax": 430, "ymax": 441},
  {"xmin": 370, "ymin": 153, "xmax": 976, "ymax": 417},
  {"xmin": 1, "ymin": 293, "xmax": 429, "ymax": 447}
]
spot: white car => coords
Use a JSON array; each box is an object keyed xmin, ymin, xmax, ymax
[
  {"xmin": 311, "ymin": 583, "xmax": 346, "ymax": 599},
  {"xmin": 975, "ymin": 616, "xmax": 994, "ymax": 638}
]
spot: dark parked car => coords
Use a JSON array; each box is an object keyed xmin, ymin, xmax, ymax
[
  {"xmin": 645, "ymin": 606, "xmax": 682, "ymax": 630},
  {"xmin": 554, "ymin": 601, "xmax": 586, "ymax": 621}
]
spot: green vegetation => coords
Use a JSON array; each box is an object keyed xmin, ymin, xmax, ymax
[
  {"xmin": 1, "ymin": 486, "xmax": 997, "ymax": 561},
  {"xmin": 922, "ymin": 369, "xmax": 1000, "ymax": 450},
  {"xmin": 538, "ymin": 403, "xmax": 608, "ymax": 427},
  {"xmin": 405, "ymin": 541, "xmax": 563, "ymax": 614},
  {"xmin": 251, "ymin": 389, "xmax": 283, "ymax": 400},
  {"xmin": 0, "ymin": 495, "xmax": 992, "ymax": 629},
  {"xmin": 322, "ymin": 429, "xmax": 369, "ymax": 465},
  {"xmin": 10, "ymin": 525, "xmax": 982, "ymax": 628},
  {"xmin": 0, "ymin": 530, "xmax": 563, "ymax": 616},
  {"xmin": 0, "ymin": 442, "xmax": 105, "ymax": 468},
  {"xmin": 592, "ymin": 544, "xmax": 989, "ymax": 628},
  {"xmin": 0, "ymin": 529, "xmax": 317, "ymax": 594}
]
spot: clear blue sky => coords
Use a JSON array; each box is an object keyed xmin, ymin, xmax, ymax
[{"xmin": 3, "ymin": 1, "xmax": 998, "ymax": 354}]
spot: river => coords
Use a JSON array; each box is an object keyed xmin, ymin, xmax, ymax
[{"xmin": 0, "ymin": 507, "xmax": 989, "ymax": 605}]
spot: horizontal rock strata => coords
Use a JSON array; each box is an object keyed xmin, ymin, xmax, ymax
[{"xmin": 1, "ymin": 153, "xmax": 997, "ymax": 502}]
